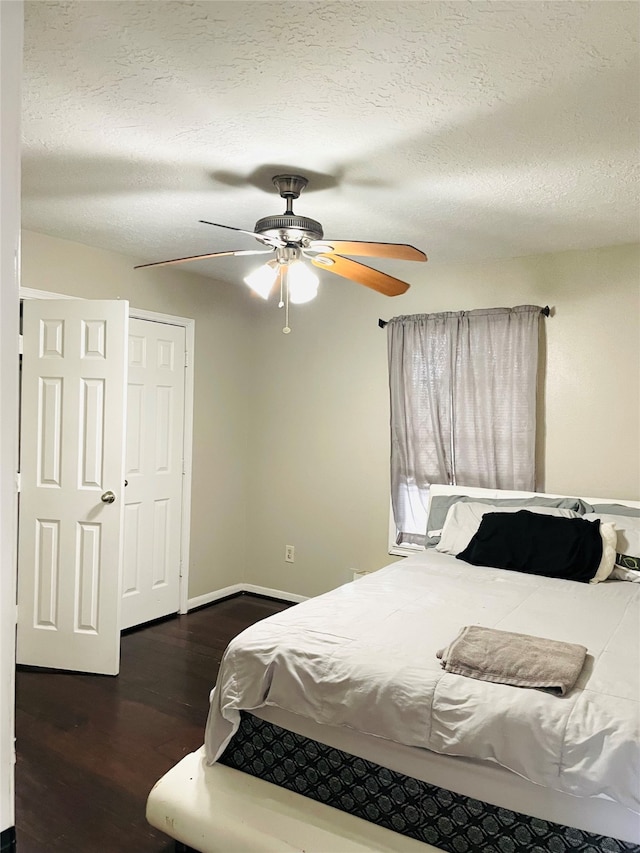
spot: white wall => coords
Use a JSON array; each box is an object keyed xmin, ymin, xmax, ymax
[
  {"xmin": 20, "ymin": 232, "xmax": 640, "ymax": 603},
  {"xmin": 246, "ymin": 243, "xmax": 640, "ymax": 597},
  {"xmin": 0, "ymin": 0, "xmax": 22, "ymax": 835},
  {"xmin": 20, "ymin": 229, "xmax": 254, "ymax": 599}
]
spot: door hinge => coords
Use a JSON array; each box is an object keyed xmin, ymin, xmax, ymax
[
  {"xmin": 184, "ymin": 350, "xmax": 189, "ymax": 367},
  {"xmin": 18, "ymin": 334, "xmax": 23, "ymax": 355},
  {"xmin": 15, "ymin": 471, "xmax": 20, "ymax": 493}
]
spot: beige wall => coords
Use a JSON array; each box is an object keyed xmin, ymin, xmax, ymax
[
  {"xmin": 246, "ymin": 243, "xmax": 640, "ymax": 597},
  {"xmin": 21, "ymin": 232, "xmax": 640, "ymax": 600},
  {"xmin": 21, "ymin": 229, "xmax": 254, "ymax": 599}
]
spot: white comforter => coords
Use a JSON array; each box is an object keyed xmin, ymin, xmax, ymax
[{"xmin": 204, "ymin": 551, "xmax": 640, "ymax": 813}]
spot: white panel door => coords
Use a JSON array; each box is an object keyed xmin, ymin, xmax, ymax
[
  {"xmin": 121, "ymin": 319, "xmax": 185, "ymax": 630},
  {"xmin": 17, "ymin": 299, "xmax": 128, "ymax": 675}
]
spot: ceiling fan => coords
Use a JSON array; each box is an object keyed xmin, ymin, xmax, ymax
[{"xmin": 135, "ymin": 174, "xmax": 427, "ymax": 330}]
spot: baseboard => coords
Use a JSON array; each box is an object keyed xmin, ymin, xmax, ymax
[
  {"xmin": 187, "ymin": 584, "xmax": 244, "ymax": 611},
  {"xmin": 0, "ymin": 827, "xmax": 16, "ymax": 853},
  {"xmin": 187, "ymin": 584, "xmax": 306, "ymax": 611},
  {"xmin": 242, "ymin": 584, "xmax": 307, "ymax": 604}
]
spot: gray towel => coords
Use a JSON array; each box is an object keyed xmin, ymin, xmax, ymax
[{"xmin": 436, "ymin": 625, "xmax": 587, "ymax": 695}]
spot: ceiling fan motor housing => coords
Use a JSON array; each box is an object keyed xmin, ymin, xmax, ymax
[{"xmin": 254, "ymin": 214, "xmax": 324, "ymax": 244}]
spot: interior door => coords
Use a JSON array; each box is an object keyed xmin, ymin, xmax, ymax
[
  {"xmin": 17, "ymin": 299, "xmax": 128, "ymax": 675},
  {"xmin": 121, "ymin": 319, "xmax": 186, "ymax": 630}
]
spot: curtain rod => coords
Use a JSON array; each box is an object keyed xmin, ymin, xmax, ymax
[{"xmin": 378, "ymin": 306, "xmax": 551, "ymax": 328}]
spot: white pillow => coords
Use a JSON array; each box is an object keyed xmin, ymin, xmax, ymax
[
  {"xmin": 589, "ymin": 522, "xmax": 617, "ymax": 583},
  {"xmin": 584, "ymin": 513, "xmax": 640, "ymax": 582},
  {"xmin": 611, "ymin": 566, "xmax": 640, "ymax": 583},
  {"xmin": 435, "ymin": 501, "xmax": 580, "ymax": 556}
]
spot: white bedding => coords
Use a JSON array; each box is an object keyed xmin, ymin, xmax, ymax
[{"xmin": 204, "ymin": 550, "xmax": 640, "ymax": 814}]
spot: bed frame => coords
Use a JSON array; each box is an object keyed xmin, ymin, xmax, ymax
[
  {"xmin": 148, "ymin": 747, "xmax": 439, "ymax": 853},
  {"xmin": 147, "ymin": 486, "xmax": 640, "ymax": 853}
]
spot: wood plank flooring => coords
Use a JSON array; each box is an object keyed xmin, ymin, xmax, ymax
[{"xmin": 15, "ymin": 594, "xmax": 292, "ymax": 853}]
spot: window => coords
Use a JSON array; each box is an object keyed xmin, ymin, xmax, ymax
[{"xmin": 387, "ymin": 306, "xmax": 543, "ymax": 549}]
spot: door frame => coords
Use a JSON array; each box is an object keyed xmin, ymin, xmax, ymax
[
  {"xmin": 20, "ymin": 287, "xmax": 194, "ymax": 616},
  {"xmin": 1, "ymin": 0, "xmax": 22, "ymax": 834}
]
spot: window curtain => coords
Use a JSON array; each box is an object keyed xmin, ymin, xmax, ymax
[{"xmin": 387, "ymin": 305, "xmax": 542, "ymax": 546}]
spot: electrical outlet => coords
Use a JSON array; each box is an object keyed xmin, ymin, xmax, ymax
[{"xmin": 285, "ymin": 545, "xmax": 295, "ymax": 563}]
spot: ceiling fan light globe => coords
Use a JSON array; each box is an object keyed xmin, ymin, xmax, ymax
[
  {"xmin": 289, "ymin": 282, "xmax": 318, "ymax": 305},
  {"xmin": 244, "ymin": 262, "xmax": 278, "ymax": 299},
  {"xmin": 288, "ymin": 262, "xmax": 319, "ymax": 304}
]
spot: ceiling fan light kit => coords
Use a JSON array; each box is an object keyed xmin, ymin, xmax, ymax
[
  {"xmin": 135, "ymin": 173, "xmax": 427, "ymax": 333},
  {"xmin": 244, "ymin": 258, "xmax": 319, "ymax": 304}
]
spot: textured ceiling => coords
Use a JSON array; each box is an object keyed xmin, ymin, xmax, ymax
[{"xmin": 22, "ymin": 1, "xmax": 640, "ymax": 286}]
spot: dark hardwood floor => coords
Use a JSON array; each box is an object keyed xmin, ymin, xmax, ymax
[{"xmin": 15, "ymin": 594, "xmax": 292, "ymax": 853}]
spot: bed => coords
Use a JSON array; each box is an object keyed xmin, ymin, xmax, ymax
[{"xmin": 147, "ymin": 485, "xmax": 640, "ymax": 852}]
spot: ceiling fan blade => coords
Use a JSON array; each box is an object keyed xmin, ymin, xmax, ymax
[
  {"xmin": 134, "ymin": 248, "xmax": 272, "ymax": 270},
  {"xmin": 308, "ymin": 240, "xmax": 427, "ymax": 262},
  {"xmin": 310, "ymin": 255, "xmax": 410, "ymax": 296},
  {"xmin": 199, "ymin": 220, "xmax": 284, "ymax": 247}
]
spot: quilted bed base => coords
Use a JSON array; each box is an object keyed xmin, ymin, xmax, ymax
[{"xmin": 220, "ymin": 713, "xmax": 640, "ymax": 853}]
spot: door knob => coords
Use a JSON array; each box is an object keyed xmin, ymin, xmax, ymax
[{"xmin": 101, "ymin": 490, "xmax": 116, "ymax": 504}]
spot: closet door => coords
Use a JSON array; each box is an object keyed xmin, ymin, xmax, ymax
[
  {"xmin": 121, "ymin": 319, "xmax": 185, "ymax": 630},
  {"xmin": 17, "ymin": 299, "xmax": 128, "ymax": 675}
]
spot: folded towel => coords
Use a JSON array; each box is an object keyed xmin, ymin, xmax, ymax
[{"xmin": 436, "ymin": 625, "xmax": 587, "ymax": 695}]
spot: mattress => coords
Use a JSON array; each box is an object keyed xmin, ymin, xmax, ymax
[{"xmin": 205, "ymin": 550, "xmax": 640, "ymax": 817}]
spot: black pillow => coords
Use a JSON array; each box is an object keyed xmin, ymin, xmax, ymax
[{"xmin": 456, "ymin": 510, "xmax": 603, "ymax": 583}]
